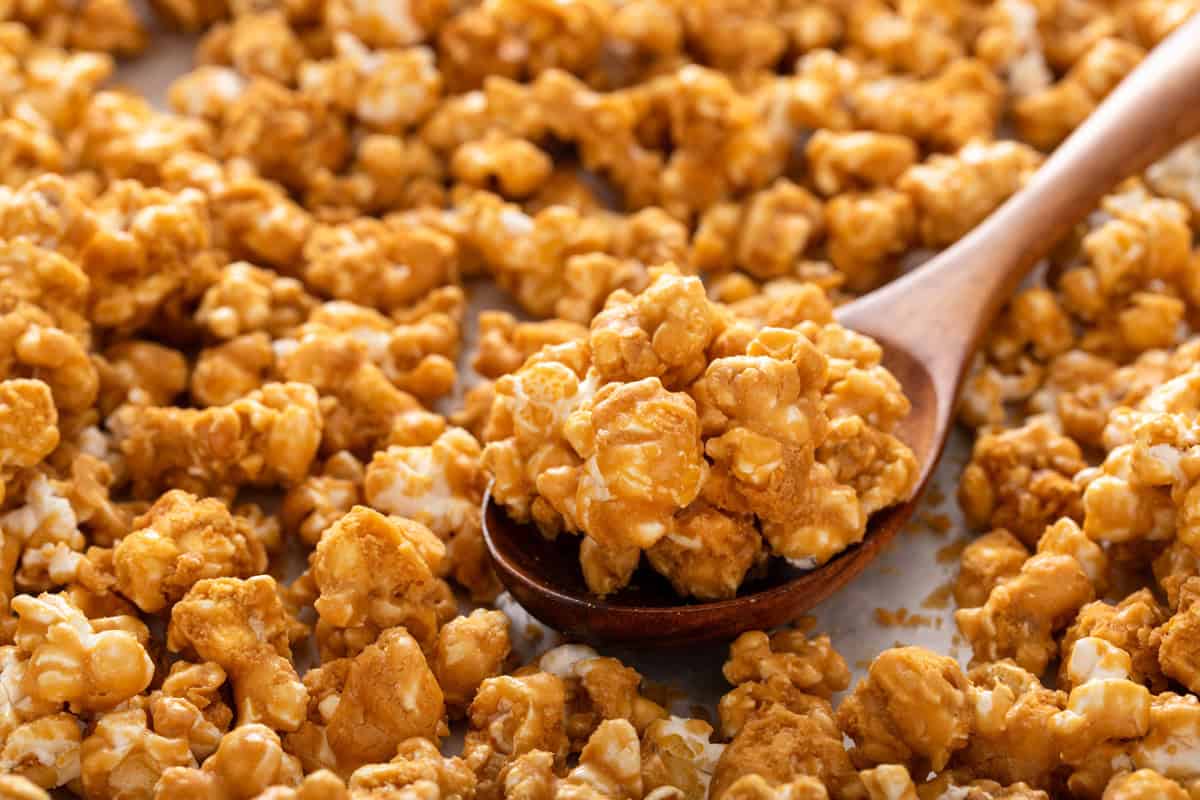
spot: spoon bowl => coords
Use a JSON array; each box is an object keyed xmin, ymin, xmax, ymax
[{"xmin": 482, "ymin": 15, "xmax": 1200, "ymax": 645}]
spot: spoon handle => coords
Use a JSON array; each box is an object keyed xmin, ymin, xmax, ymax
[{"xmin": 839, "ymin": 13, "xmax": 1200, "ymax": 397}]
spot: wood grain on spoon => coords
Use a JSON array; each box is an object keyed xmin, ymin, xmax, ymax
[{"xmin": 483, "ymin": 13, "xmax": 1200, "ymax": 646}]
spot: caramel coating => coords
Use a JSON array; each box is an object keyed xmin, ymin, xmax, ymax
[
  {"xmin": 838, "ymin": 646, "xmax": 971, "ymax": 773},
  {"xmin": 167, "ymin": 576, "xmax": 308, "ymax": 732},
  {"xmin": 114, "ymin": 490, "xmax": 267, "ymax": 613},
  {"xmin": 432, "ymin": 609, "xmax": 512, "ymax": 715},
  {"xmin": 0, "ymin": 0, "xmax": 1192, "ymax": 795},
  {"xmin": 310, "ymin": 506, "xmax": 449, "ymax": 655},
  {"xmin": 464, "ymin": 671, "xmax": 567, "ymax": 800},
  {"xmin": 287, "ymin": 626, "xmax": 445, "ymax": 775}
]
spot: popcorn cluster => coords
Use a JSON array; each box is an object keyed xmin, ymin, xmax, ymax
[
  {"xmin": 0, "ymin": 0, "xmax": 1198, "ymax": 796},
  {"xmin": 484, "ymin": 267, "xmax": 917, "ymax": 597}
]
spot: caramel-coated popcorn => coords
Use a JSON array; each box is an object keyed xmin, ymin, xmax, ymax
[
  {"xmin": 2, "ymin": 0, "xmax": 1196, "ymax": 797},
  {"xmin": 464, "ymin": 671, "xmax": 567, "ymax": 799},
  {"xmin": 167, "ymin": 576, "xmax": 308, "ymax": 732},
  {"xmin": 485, "ymin": 270, "xmax": 917, "ymax": 596},
  {"xmin": 536, "ymin": 643, "xmax": 666, "ymax": 750},
  {"xmin": 363, "ymin": 427, "xmax": 497, "ymax": 600},
  {"xmin": 432, "ymin": 608, "xmax": 511, "ymax": 715},
  {"xmin": 112, "ymin": 382, "xmax": 323, "ymax": 498},
  {"xmin": 287, "ymin": 626, "xmax": 445, "ymax": 775},
  {"xmin": 310, "ymin": 506, "xmax": 451, "ymax": 655},
  {"xmin": 838, "ymin": 646, "xmax": 971, "ymax": 773},
  {"xmin": 12, "ymin": 592, "xmax": 154, "ymax": 712},
  {"xmin": 113, "ymin": 490, "xmax": 268, "ymax": 613}
]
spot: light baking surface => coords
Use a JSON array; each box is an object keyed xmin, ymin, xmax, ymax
[{"xmin": 116, "ymin": 25, "xmax": 975, "ymax": 715}]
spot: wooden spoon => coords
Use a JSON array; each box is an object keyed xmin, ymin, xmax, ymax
[{"xmin": 482, "ymin": 15, "xmax": 1200, "ymax": 646}]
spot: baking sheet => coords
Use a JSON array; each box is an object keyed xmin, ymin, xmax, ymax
[{"xmin": 117, "ymin": 33, "xmax": 978, "ymax": 713}]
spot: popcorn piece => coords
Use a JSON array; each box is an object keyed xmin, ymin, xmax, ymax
[
  {"xmin": 302, "ymin": 288, "xmax": 464, "ymax": 405},
  {"xmin": 301, "ymin": 217, "xmax": 457, "ymax": 313},
  {"xmin": 226, "ymin": 12, "xmax": 304, "ymax": 84},
  {"xmin": 250, "ymin": 770, "xmax": 349, "ymax": 800},
  {"xmin": 0, "ymin": 712, "xmax": 82, "ymax": 791},
  {"xmin": 310, "ymin": 506, "xmax": 449, "ymax": 655},
  {"xmin": 0, "ymin": 379, "xmax": 58, "ymax": 493},
  {"xmin": 560, "ymin": 718, "xmax": 643, "ymax": 799},
  {"xmin": 562, "ymin": 377, "xmax": 707, "ymax": 560},
  {"xmin": 96, "ymin": 341, "xmax": 189, "ymax": 413},
  {"xmin": 717, "ymin": 774, "xmax": 831, "ymax": 799},
  {"xmin": 325, "ymin": 0, "xmax": 449, "ymax": 48},
  {"xmin": 273, "ymin": 313, "xmax": 447, "ymax": 457},
  {"xmin": 1102, "ymin": 770, "xmax": 1190, "ymax": 800},
  {"xmin": 1014, "ymin": 38, "xmax": 1144, "ymax": 150},
  {"xmin": 974, "ymin": 0, "xmax": 1052, "ymax": 98},
  {"xmin": 364, "ymin": 427, "xmax": 497, "ymax": 600},
  {"xmin": 1051, "ymin": 637, "xmax": 1151, "ymax": 763},
  {"xmin": 287, "ymin": 627, "xmax": 445, "ymax": 775},
  {"xmin": 113, "ymin": 490, "xmax": 268, "ymax": 614},
  {"xmin": 154, "ymin": 724, "xmax": 302, "ymax": 800},
  {"xmin": 711, "ymin": 704, "xmax": 857, "ymax": 800},
  {"xmin": 190, "ymin": 334, "xmax": 274, "ymax": 408},
  {"xmin": 1037, "ymin": 516, "xmax": 1109, "ymax": 593},
  {"xmin": 306, "ymin": 37, "xmax": 443, "ymax": 134},
  {"xmin": 451, "ymin": 132, "xmax": 553, "ymax": 198},
  {"xmin": 957, "ymin": 417, "xmax": 1086, "ymax": 546},
  {"xmin": 161, "ymin": 152, "xmax": 314, "ymax": 272},
  {"xmin": 80, "ymin": 705, "xmax": 195, "ymax": 800},
  {"xmin": 1, "ymin": 306, "xmax": 99, "ymax": 418},
  {"xmin": 167, "ymin": 576, "xmax": 308, "ymax": 731},
  {"xmin": 837, "ymin": 646, "xmax": 971, "ymax": 772},
  {"xmin": 723, "ymin": 628, "xmax": 850, "ymax": 701},
  {"xmin": 645, "ymin": 502, "xmax": 762, "ymax": 600},
  {"xmin": 346, "ymin": 738, "xmax": 475, "ymax": 798},
  {"xmin": 955, "ymin": 545, "xmax": 1095, "ymax": 674},
  {"xmin": 472, "ymin": 312, "xmax": 588, "ymax": 381},
  {"xmin": 0, "ymin": 775, "xmax": 49, "ymax": 800},
  {"xmin": 0, "ymin": 472, "xmax": 86, "ymax": 593},
  {"xmin": 432, "ymin": 609, "xmax": 512, "ymax": 716},
  {"xmin": 151, "ymin": 661, "xmax": 233, "ymax": 760},
  {"xmin": 463, "ymin": 672, "xmax": 567, "ymax": 800},
  {"xmin": 216, "ymin": 79, "xmax": 350, "ymax": 193},
  {"xmin": 824, "ymin": 188, "xmax": 916, "ymax": 293},
  {"xmin": 589, "ymin": 270, "xmax": 722, "ymax": 390},
  {"xmin": 853, "ymin": 60, "xmax": 1005, "ymax": 151},
  {"xmin": 718, "ymin": 279, "xmax": 836, "ymax": 331},
  {"xmin": 280, "ymin": 452, "xmax": 364, "ymax": 547},
  {"xmin": 437, "ymin": 1, "xmax": 607, "ymax": 91},
  {"xmin": 75, "ymin": 94, "xmax": 211, "ymax": 187},
  {"xmin": 805, "ymin": 131, "xmax": 919, "ymax": 196},
  {"xmin": 1130, "ymin": 692, "xmax": 1200, "ymax": 785},
  {"xmin": 12, "ymin": 592, "xmax": 153, "ymax": 713},
  {"xmin": 0, "ymin": 240, "xmax": 89, "ymax": 342},
  {"xmin": 112, "ymin": 382, "xmax": 323, "ymax": 497},
  {"xmin": 1060, "ymin": 589, "xmax": 1168, "ymax": 691},
  {"xmin": 1155, "ymin": 578, "xmax": 1200, "ymax": 694},
  {"xmin": 167, "ymin": 66, "xmax": 246, "ymax": 122},
  {"xmin": 536, "ymin": 644, "xmax": 666, "ymax": 751},
  {"xmin": 954, "ymin": 529, "xmax": 1030, "ymax": 608},
  {"xmin": 956, "ymin": 660, "xmax": 1064, "ymax": 789},
  {"xmin": 1146, "ymin": 137, "xmax": 1200, "ymax": 217},
  {"xmin": 641, "ymin": 716, "xmax": 724, "ymax": 799},
  {"xmin": 689, "ymin": 181, "xmax": 824, "ymax": 281},
  {"xmin": 195, "ymin": 262, "xmax": 316, "ymax": 341},
  {"xmin": 451, "ymin": 189, "xmax": 612, "ymax": 319},
  {"xmin": 899, "ymin": 140, "xmax": 1040, "ymax": 249},
  {"xmin": 859, "ymin": 764, "xmax": 918, "ymax": 800}
]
